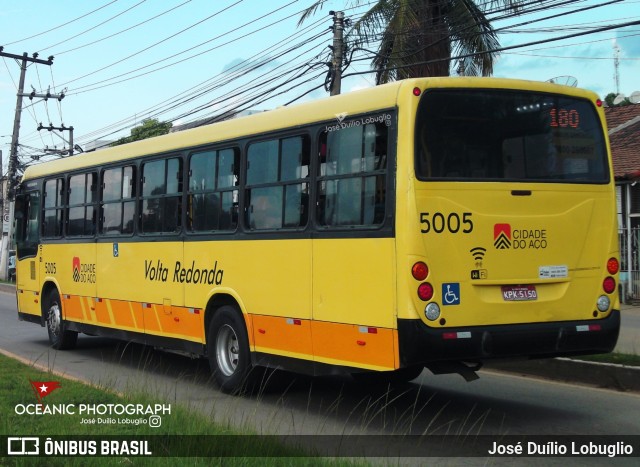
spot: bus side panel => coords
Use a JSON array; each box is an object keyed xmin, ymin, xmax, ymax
[
  {"xmin": 231, "ymin": 239, "xmax": 312, "ymax": 320},
  {"xmin": 312, "ymin": 238, "xmax": 396, "ymax": 329},
  {"xmin": 311, "ymin": 320, "xmax": 397, "ymax": 371},
  {"xmin": 251, "ymin": 315, "xmax": 313, "ymax": 361},
  {"xmin": 97, "ymin": 241, "xmax": 185, "ymax": 338},
  {"xmin": 42, "ymin": 243, "xmax": 96, "ymax": 321},
  {"xmin": 310, "ymin": 238, "xmax": 398, "ymax": 370}
]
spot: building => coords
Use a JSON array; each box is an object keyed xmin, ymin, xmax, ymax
[{"xmin": 606, "ymin": 104, "xmax": 640, "ymax": 302}]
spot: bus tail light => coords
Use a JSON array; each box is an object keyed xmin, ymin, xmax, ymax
[
  {"xmin": 602, "ymin": 277, "xmax": 616, "ymax": 294},
  {"xmin": 412, "ymin": 262, "xmax": 429, "ymax": 281},
  {"xmin": 418, "ymin": 283, "xmax": 434, "ymax": 301},
  {"xmin": 607, "ymin": 258, "xmax": 619, "ymax": 275}
]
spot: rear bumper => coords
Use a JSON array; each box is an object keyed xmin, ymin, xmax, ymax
[{"xmin": 398, "ymin": 310, "xmax": 620, "ymax": 365}]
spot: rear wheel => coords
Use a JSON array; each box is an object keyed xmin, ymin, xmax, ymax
[
  {"xmin": 45, "ymin": 289, "xmax": 78, "ymax": 350},
  {"xmin": 207, "ymin": 305, "xmax": 252, "ymax": 394}
]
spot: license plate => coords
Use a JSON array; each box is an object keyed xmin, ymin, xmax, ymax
[{"xmin": 501, "ymin": 285, "xmax": 537, "ymax": 301}]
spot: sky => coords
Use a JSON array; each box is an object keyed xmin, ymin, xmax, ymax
[{"xmin": 1, "ymin": 0, "xmax": 639, "ymax": 172}]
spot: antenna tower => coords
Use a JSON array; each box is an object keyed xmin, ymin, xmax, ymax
[{"xmin": 613, "ymin": 42, "xmax": 621, "ymax": 95}]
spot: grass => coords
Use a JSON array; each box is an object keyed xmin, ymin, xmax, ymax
[
  {"xmin": 0, "ymin": 353, "xmax": 358, "ymax": 466},
  {"xmin": 570, "ymin": 352, "xmax": 640, "ymax": 367}
]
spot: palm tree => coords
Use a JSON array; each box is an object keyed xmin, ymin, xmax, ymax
[{"xmin": 299, "ymin": 0, "xmax": 527, "ymax": 84}]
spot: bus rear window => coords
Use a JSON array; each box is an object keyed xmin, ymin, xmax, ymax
[{"xmin": 415, "ymin": 90, "xmax": 608, "ymax": 183}]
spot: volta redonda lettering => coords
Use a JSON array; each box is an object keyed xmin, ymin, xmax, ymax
[{"xmin": 144, "ymin": 259, "xmax": 224, "ymax": 285}]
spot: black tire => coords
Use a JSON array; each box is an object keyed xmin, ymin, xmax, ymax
[
  {"xmin": 207, "ymin": 305, "xmax": 253, "ymax": 394},
  {"xmin": 352, "ymin": 365, "xmax": 424, "ymax": 386},
  {"xmin": 45, "ymin": 289, "xmax": 78, "ymax": 350}
]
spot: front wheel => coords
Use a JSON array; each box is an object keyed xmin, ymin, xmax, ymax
[
  {"xmin": 45, "ymin": 289, "xmax": 78, "ymax": 350},
  {"xmin": 207, "ymin": 305, "xmax": 252, "ymax": 394}
]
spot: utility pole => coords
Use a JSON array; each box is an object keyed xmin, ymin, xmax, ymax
[
  {"xmin": 329, "ymin": 11, "xmax": 344, "ymax": 96},
  {"xmin": 0, "ymin": 47, "xmax": 54, "ymax": 281},
  {"xmin": 0, "ymin": 48, "xmax": 54, "ymax": 200},
  {"xmin": 38, "ymin": 124, "xmax": 74, "ymax": 157}
]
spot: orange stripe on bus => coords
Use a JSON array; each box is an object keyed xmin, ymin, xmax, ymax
[
  {"xmin": 311, "ymin": 320, "xmax": 397, "ymax": 370},
  {"xmin": 60, "ymin": 295, "xmax": 202, "ymax": 341},
  {"xmin": 251, "ymin": 315, "xmax": 313, "ymax": 357}
]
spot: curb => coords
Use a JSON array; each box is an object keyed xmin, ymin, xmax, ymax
[
  {"xmin": 0, "ymin": 283, "xmax": 16, "ymax": 294},
  {"xmin": 484, "ymin": 358, "xmax": 640, "ymax": 393}
]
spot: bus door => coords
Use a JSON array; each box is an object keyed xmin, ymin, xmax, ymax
[{"xmin": 14, "ymin": 189, "xmax": 42, "ymax": 317}]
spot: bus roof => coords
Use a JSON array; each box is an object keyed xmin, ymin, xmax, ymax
[{"xmin": 21, "ymin": 77, "xmax": 599, "ymax": 181}]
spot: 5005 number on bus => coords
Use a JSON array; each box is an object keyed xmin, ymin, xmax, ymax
[{"xmin": 419, "ymin": 212, "xmax": 474, "ymax": 234}]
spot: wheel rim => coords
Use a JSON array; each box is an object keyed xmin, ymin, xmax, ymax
[
  {"xmin": 47, "ymin": 302, "xmax": 61, "ymax": 338},
  {"xmin": 216, "ymin": 324, "xmax": 239, "ymax": 376}
]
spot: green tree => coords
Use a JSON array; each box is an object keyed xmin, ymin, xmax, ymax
[
  {"xmin": 605, "ymin": 92, "xmax": 631, "ymax": 107},
  {"xmin": 300, "ymin": 0, "xmax": 528, "ymax": 84},
  {"xmin": 111, "ymin": 118, "xmax": 172, "ymax": 146}
]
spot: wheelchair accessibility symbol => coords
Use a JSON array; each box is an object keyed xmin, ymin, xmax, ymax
[{"xmin": 442, "ymin": 283, "xmax": 460, "ymax": 305}]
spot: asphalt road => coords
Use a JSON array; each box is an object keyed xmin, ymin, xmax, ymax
[{"xmin": 1, "ymin": 289, "xmax": 639, "ymax": 462}]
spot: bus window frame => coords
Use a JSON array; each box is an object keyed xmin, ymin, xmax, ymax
[
  {"xmin": 100, "ymin": 164, "xmax": 137, "ymax": 238},
  {"xmin": 313, "ymin": 114, "xmax": 394, "ymax": 232},
  {"xmin": 139, "ymin": 154, "xmax": 184, "ymax": 236},
  {"xmin": 66, "ymin": 171, "xmax": 98, "ymax": 238},
  {"xmin": 186, "ymin": 145, "xmax": 240, "ymax": 235},
  {"xmin": 14, "ymin": 187, "xmax": 42, "ymax": 260},
  {"xmin": 242, "ymin": 131, "xmax": 311, "ymax": 234},
  {"xmin": 42, "ymin": 177, "xmax": 66, "ymax": 239}
]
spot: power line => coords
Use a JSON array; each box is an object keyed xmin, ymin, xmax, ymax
[
  {"xmin": 2, "ymin": 0, "xmax": 119, "ymax": 46},
  {"xmin": 76, "ymin": 30, "xmax": 330, "ymax": 144},
  {"xmin": 37, "ymin": 0, "xmax": 148, "ymax": 53},
  {"xmin": 17, "ymin": 0, "xmax": 633, "ymax": 157},
  {"xmin": 54, "ymin": 0, "xmax": 193, "ymax": 56},
  {"xmin": 74, "ymin": 1, "xmax": 596, "ymax": 143},
  {"xmin": 342, "ymin": 18, "xmax": 640, "ymax": 80},
  {"xmin": 72, "ymin": 16, "xmax": 330, "ymax": 144},
  {"xmin": 54, "ymin": 0, "xmax": 247, "ymax": 90}
]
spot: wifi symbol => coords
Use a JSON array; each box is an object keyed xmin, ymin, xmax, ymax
[{"xmin": 470, "ymin": 247, "xmax": 487, "ymax": 261}]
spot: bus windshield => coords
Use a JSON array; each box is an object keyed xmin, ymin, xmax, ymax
[{"xmin": 415, "ymin": 89, "xmax": 609, "ymax": 183}]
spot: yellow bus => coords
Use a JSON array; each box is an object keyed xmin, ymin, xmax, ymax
[{"xmin": 14, "ymin": 77, "xmax": 620, "ymax": 393}]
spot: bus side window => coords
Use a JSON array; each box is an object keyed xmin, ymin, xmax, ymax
[
  {"xmin": 248, "ymin": 187, "xmax": 282, "ymax": 230},
  {"xmin": 101, "ymin": 166, "xmax": 136, "ymax": 236},
  {"xmin": 317, "ymin": 121, "xmax": 388, "ymax": 227},
  {"xmin": 187, "ymin": 148, "xmax": 239, "ymax": 233},
  {"xmin": 42, "ymin": 178, "xmax": 65, "ymax": 238},
  {"xmin": 245, "ymin": 136, "xmax": 309, "ymax": 231},
  {"xmin": 140, "ymin": 158, "xmax": 182, "ymax": 234},
  {"xmin": 67, "ymin": 172, "xmax": 97, "ymax": 237}
]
